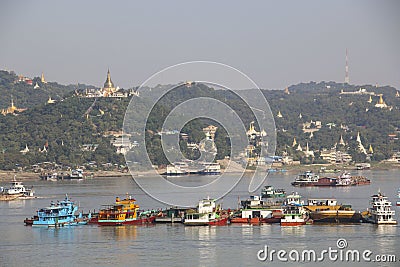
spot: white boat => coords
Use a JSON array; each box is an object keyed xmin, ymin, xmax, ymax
[
  {"xmin": 68, "ymin": 169, "xmax": 84, "ymax": 180},
  {"xmin": 281, "ymin": 192, "xmax": 310, "ymax": 226},
  {"xmin": 365, "ymin": 191, "xmax": 397, "ymax": 224},
  {"xmin": 281, "ymin": 204, "xmax": 309, "ymax": 226},
  {"xmin": 396, "ymin": 188, "xmax": 400, "ymax": 206},
  {"xmin": 0, "ymin": 176, "xmax": 35, "ymax": 200},
  {"xmin": 184, "ymin": 197, "xmax": 228, "ymax": 226}
]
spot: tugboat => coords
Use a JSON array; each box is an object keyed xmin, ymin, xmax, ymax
[
  {"xmin": 184, "ymin": 197, "xmax": 229, "ymax": 226},
  {"xmin": 96, "ymin": 194, "xmax": 155, "ymax": 226},
  {"xmin": 0, "ymin": 176, "xmax": 35, "ymax": 201},
  {"xmin": 363, "ymin": 191, "xmax": 397, "ymax": 224},
  {"xmin": 24, "ymin": 195, "xmax": 88, "ymax": 226}
]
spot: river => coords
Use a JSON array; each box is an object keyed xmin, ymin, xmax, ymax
[{"xmin": 0, "ymin": 169, "xmax": 399, "ymax": 266}]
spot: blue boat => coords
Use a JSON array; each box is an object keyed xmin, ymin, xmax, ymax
[{"xmin": 26, "ymin": 195, "xmax": 88, "ymax": 227}]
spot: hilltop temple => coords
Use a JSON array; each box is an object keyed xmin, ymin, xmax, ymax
[
  {"xmin": 101, "ymin": 69, "xmax": 117, "ymax": 97},
  {"xmin": 1, "ymin": 98, "xmax": 27, "ymax": 115},
  {"xmin": 375, "ymin": 94, "xmax": 388, "ymax": 109}
]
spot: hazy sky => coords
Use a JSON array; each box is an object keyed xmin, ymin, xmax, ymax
[{"xmin": 1, "ymin": 0, "xmax": 399, "ymax": 90}]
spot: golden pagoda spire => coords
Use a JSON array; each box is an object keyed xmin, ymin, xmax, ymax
[
  {"xmin": 367, "ymin": 95, "xmax": 372, "ymax": 103},
  {"xmin": 368, "ymin": 144, "xmax": 374, "ymax": 154},
  {"xmin": 378, "ymin": 94, "xmax": 384, "ymax": 104},
  {"xmin": 41, "ymin": 72, "xmax": 47, "ymax": 83},
  {"xmin": 277, "ymin": 110, "xmax": 283, "ymax": 118},
  {"xmin": 292, "ymin": 137, "xmax": 297, "ymax": 147}
]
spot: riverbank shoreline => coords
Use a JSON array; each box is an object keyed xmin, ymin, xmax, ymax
[{"xmin": 1, "ymin": 162, "xmax": 400, "ymax": 182}]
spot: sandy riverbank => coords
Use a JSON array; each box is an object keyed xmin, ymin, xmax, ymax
[{"xmin": 1, "ymin": 162, "xmax": 400, "ymax": 182}]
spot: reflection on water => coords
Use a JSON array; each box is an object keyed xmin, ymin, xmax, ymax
[
  {"xmin": 99, "ymin": 225, "xmax": 138, "ymax": 241},
  {"xmin": 280, "ymin": 224, "xmax": 307, "ymax": 237}
]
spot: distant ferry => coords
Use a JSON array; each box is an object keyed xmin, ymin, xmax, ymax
[
  {"xmin": 165, "ymin": 162, "xmax": 221, "ymax": 176},
  {"xmin": 291, "ymin": 171, "xmax": 370, "ymax": 187},
  {"xmin": 291, "ymin": 171, "xmax": 319, "ymax": 187}
]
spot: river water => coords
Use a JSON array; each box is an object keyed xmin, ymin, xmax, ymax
[{"xmin": 0, "ymin": 170, "xmax": 399, "ymax": 267}]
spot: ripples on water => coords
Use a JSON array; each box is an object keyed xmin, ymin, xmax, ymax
[{"xmin": 0, "ymin": 170, "xmax": 399, "ymax": 266}]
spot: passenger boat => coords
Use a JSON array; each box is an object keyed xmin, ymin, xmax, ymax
[
  {"xmin": 363, "ymin": 191, "xmax": 397, "ymax": 224},
  {"xmin": 198, "ymin": 162, "xmax": 221, "ymax": 175},
  {"xmin": 24, "ymin": 195, "xmax": 88, "ymax": 227},
  {"xmin": 304, "ymin": 198, "xmax": 362, "ymax": 223},
  {"xmin": 0, "ymin": 176, "xmax": 35, "ymax": 201},
  {"xmin": 184, "ymin": 198, "xmax": 229, "ymax": 226},
  {"xmin": 96, "ymin": 195, "xmax": 155, "ymax": 226},
  {"xmin": 291, "ymin": 171, "xmax": 319, "ymax": 187}
]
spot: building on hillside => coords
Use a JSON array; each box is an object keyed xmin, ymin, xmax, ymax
[{"xmin": 203, "ymin": 125, "xmax": 218, "ymax": 141}]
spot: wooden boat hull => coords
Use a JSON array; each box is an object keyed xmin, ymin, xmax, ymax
[{"xmin": 97, "ymin": 216, "xmax": 155, "ymax": 226}]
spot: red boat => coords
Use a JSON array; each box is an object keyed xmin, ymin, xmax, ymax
[{"xmin": 208, "ymin": 217, "xmax": 229, "ymax": 226}]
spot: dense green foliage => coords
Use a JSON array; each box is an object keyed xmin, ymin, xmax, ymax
[{"xmin": 0, "ymin": 71, "xmax": 399, "ymax": 170}]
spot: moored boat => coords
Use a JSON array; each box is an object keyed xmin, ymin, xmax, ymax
[
  {"xmin": 397, "ymin": 188, "xmax": 400, "ymax": 206},
  {"xmin": 304, "ymin": 198, "xmax": 362, "ymax": 223},
  {"xmin": 184, "ymin": 198, "xmax": 228, "ymax": 226},
  {"xmin": 281, "ymin": 204, "xmax": 309, "ymax": 226},
  {"xmin": 96, "ymin": 194, "xmax": 155, "ymax": 226},
  {"xmin": 24, "ymin": 194, "xmax": 88, "ymax": 227},
  {"xmin": 363, "ymin": 191, "xmax": 397, "ymax": 224}
]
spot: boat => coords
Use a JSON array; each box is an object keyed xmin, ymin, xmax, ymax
[
  {"xmin": 291, "ymin": 171, "xmax": 370, "ymax": 187},
  {"xmin": 281, "ymin": 204, "xmax": 310, "ymax": 226},
  {"xmin": 165, "ymin": 162, "xmax": 189, "ymax": 176},
  {"xmin": 230, "ymin": 208, "xmax": 282, "ymax": 224},
  {"xmin": 96, "ymin": 194, "xmax": 155, "ymax": 226},
  {"xmin": 184, "ymin": 198, "xmax": 229, "ymax": 226},
  {"xmin": 363, "ymin": 191, "xmax": 397, "ymax": 224},
  {"xmin": 198, "ymin": 162, "xmax": 221, "ymax": 175},
  {"xmin": 291, "ymin": 171, "xmax": 319, "ymax": 187},
  {"xmin": 397, "ymin": 188, "xmax": 400, "ymax": 206},
  {"xmin": 230, "ymin": 195, "xmax": 283, "ymax": 224},
  {"xmin": 261, "ymin": 185, "xmax": 286, "ymax": 198},
  {"xmin": 40, "ymin": 172, "xmax": 59, "ymax": 181},
  {"xmin": 24, "ymin": 195, "xmax": 88, "ymax": 227},
  {"xmin": 155, "ymin": 207, "xmax": 189, "ymax": 223},
  {"xmin": 304, "ymin": 198, "xmax": 363, "ymax": 223},
  {"xmin": 0, "ymin": 176, "xmax": 35, "ymax": 200},
  {"xmin": 68, "ymin": 169, "xmax": 85, "ymax": 180},
  {"xmin": 165, "ymin": 161, "xmax": 221, "ymax": 176}
]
